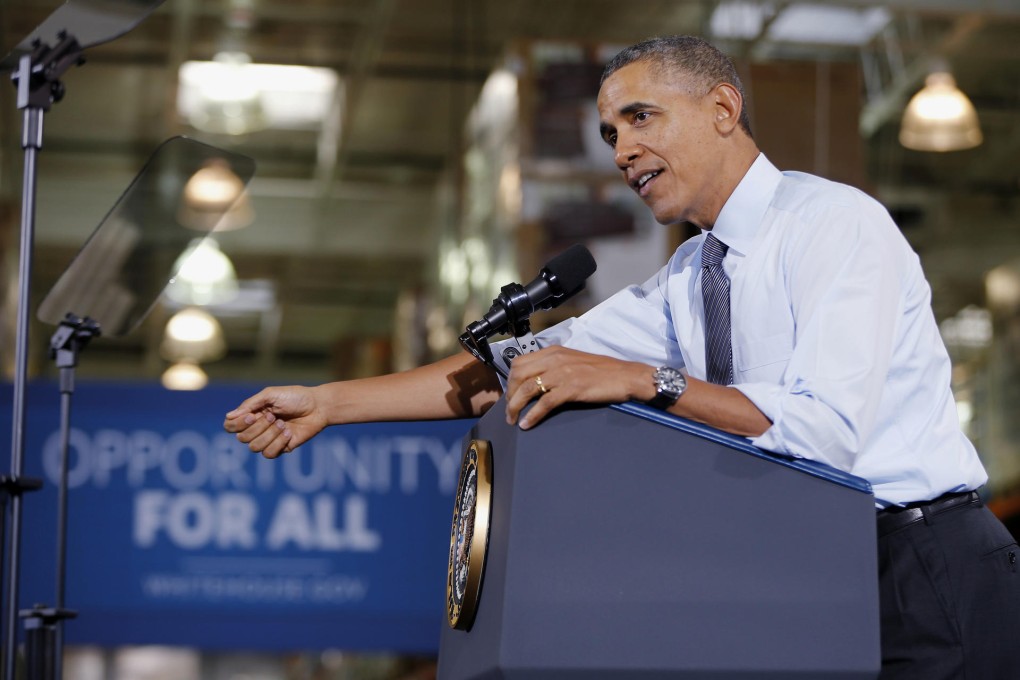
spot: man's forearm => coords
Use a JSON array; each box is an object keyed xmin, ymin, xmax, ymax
[
  {"xmin": 314, "ymin": 350, "xmax": 503, "ymax": 426},
  {"xmin": 667, "ymin": 377, "xmax": 771, "ymax": 438}
]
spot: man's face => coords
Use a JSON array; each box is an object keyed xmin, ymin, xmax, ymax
[{"xmin": 597, "ymin": 60, "xmax": 722, "ymax": 227}]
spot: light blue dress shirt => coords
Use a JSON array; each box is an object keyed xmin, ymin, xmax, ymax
[{"xmin": 515, "ymin": 154, "xmax": 987, "ymax": 507}]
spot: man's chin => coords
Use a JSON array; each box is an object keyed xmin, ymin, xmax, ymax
[
  {"xmin": 650, "ymin": 207, "xmax": 683, "ymax": 226},
  {"xmin": 642, "ymin": 194, "xmax": 689, "ymax": 225}
]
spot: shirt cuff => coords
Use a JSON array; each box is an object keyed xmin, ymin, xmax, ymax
[{"xmin": 732, "ymin": 382, "xmax": 790, "ymax": 454}]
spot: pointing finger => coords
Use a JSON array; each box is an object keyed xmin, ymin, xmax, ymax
[{"xmin": 225, "ymin": 388, "xmax": 276, "ymax": 420}]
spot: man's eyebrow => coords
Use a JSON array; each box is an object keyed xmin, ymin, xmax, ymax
[
  {"xmin": 619, "ymin": 101, "xmax": 656, "ymax": 116},
  {"xmin": 599, "ymin": 101, "xmax": 658, "ymax": 142}
]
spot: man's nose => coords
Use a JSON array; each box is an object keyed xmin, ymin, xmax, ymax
[{"xmin": 614, "ymin": 138, "xmax": 640, "ymax": 169}]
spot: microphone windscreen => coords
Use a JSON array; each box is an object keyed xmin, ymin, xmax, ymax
[{"xmin": 545, "ymin": 244, "xmax": 597, "ymax": 293}]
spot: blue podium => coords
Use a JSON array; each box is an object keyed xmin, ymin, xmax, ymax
[{"xmin": 438, "ymin": 400, "xmax": 880, "ymax": 679}]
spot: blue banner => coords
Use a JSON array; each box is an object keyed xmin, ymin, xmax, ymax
[{"xmin": 4, "ymin": 382, "xmax": 474, "ymax": 652}]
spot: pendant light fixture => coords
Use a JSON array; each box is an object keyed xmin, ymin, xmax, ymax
[{"xmin": 900, "ymin": 70, "xmax": 982, "ymax": 152}]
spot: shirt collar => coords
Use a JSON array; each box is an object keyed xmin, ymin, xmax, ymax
[{"xmin": 703, "ymin": 153, "xmax": 782, "ymax": 257}]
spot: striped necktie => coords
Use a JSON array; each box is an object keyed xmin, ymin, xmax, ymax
[{"xmin": 702, "ymin": 233, "xmax": 733, "ymax": 386}]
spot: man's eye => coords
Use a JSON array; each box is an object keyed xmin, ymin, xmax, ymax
[{"xmin": 634, "ymin": 111, "xmax": 650, "ymax": 122}]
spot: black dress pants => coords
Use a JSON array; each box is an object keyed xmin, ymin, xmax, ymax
[{"xmin": 878, "ymin": 500, "xmax": 1020, "ymax": 679}]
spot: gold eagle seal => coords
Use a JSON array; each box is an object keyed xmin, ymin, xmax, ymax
[{"xmin": 446, "ymin": 439, "xmax": 492, "ymax": 630}]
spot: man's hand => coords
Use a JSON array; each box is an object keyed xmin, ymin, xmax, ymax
[
  {"xmin": 504, "ymin": 346, "xmax": 655, "ymax": 429},
  {"xmin": 223, "ymin": 385, "xmax": 329, "ymax": 458}
]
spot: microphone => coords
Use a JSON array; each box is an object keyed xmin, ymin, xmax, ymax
[{"xmin": 464, "ymin": 244, "xmax": 597, "ymax": 342}]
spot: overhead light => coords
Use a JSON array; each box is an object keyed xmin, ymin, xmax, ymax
[
  {"xmin": 165, "ymin": 238, "xmax": 238, "ymax": 306},
  {"xmin": 985, "ymin": 262, "xmax": 1020, "ymax": 311},
  {"xmin": 179, "ymin": 160, "xmax": 254, "ymax": 232},
  {"xmin": 162, "ymin": 307, "xmax": 226, "ymax": 362},
  {"xmin": 766, "ymin": 4, "xmax": 889, "ymax": 46},
  {"xmin": 179, "ymin": 52, "xmax": 267, "ymax": 135},
  {"xmin": 900, "ymin": 72, "xmax": 982, "ymax": 152},
  {"xmin": 185, "ymin": 160, "xmax": 244, "ymax": 206},
  {"xmin": 709, "ymin": 1, "xmax": 765, "ymax": 41},
  {"xmin": 709, "ymin": 2, "xmax": 890, "ymax": 46},
  {"xmin": 178, "ymin": 53, "xmax": 340, "ymax": 134},
  {"xmin": 162, "ymin": 361, "xmax": 209, "ymax": 391},
  {"xmin": 166, "ymin": 307, "xmax": 220, "ymax": 342}
]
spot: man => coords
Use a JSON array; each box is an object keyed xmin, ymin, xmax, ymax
[{"xmin": 226, "ymin": 36, "xmax": 1019, "ymax": 678}]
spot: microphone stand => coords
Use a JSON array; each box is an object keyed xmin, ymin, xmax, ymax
[
  {"xmin": 459, "ymin": 281, "xmax": 542, "ymax": 379},
  {"xmin": 459, "ymin": 244, "xmax": 594, "ymax": 377},
  {"xmin": 3, "ymin": 32, "xmax": 84, "ymax": 680},
  {"xmin": 459, "ymin": 328, "xmax": 503, "ymax": 378}
]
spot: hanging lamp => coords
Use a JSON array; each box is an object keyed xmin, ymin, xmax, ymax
[{"xmin": 900, "ymin": 71, "xmax": 982, "ymax": 152}]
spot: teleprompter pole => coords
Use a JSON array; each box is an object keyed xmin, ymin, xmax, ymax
[
  {"xmin": 14, "ymin": 316, "xmax": 95, "ymax": 680},
  {"xmin": 3, "ymin": 34, "xmax": 83, "ymax": 680}
]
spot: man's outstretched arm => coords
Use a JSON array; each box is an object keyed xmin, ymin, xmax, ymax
[{"xmin": 223, "ymin": 350, "xmax": 502, "ymax": 458}]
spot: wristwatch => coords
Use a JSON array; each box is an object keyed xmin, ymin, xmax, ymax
[{"xmin": 647, "ymin": 366, "xmax": 686, "ymax": 410}]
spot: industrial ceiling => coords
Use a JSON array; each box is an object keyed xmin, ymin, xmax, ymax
[{"xmin": 1, "ymin": 0, "xmax": 1018, "ymax": 385}]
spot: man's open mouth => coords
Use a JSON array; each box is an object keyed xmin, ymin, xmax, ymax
[{"xmin": 633, "ymin": 170, "xmax": 661, "ymax": 194}]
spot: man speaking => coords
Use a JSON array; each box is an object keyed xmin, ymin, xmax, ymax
[{"xmin": 226, "ymin": 35, "xmax": 1020, "ymax": 678}]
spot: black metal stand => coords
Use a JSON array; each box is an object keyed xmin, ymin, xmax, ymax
[
  {"xmin": 0, "ymin": 476, "xmax": 42, "ymax": 657},
  {"xmin": 3, "ymin": 33, "xmax": 83, "ymax": 680},
  {"xmin": 43, "ymin": 315, "xmax": 99, "ymax": 680},
  {"xmin": 459, "ymin": 282, "xmax": 544, "ymax": 380},
  {"xmin": 458, "ymin": 328, "xmax": 502, "ymax": 377},
  {"xmin": 19, "ymin": 606, "xmax": 77, "ymax": 680},
  {"xmin": 6, "ymin": 315, "xmax": 96, "ymax": 680}
]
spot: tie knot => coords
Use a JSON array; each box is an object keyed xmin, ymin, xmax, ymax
[{"xmin": 702, "ymin": 233, "xmax": 728, "ymax": 268}]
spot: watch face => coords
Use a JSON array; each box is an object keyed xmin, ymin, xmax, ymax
[
  {"xmin": 446, "ymin": 439, "xmax": 492, "ymax": 630},
  {"xmin": 655, "ymin": 366, "xmax": 685, "ymax": 395}
]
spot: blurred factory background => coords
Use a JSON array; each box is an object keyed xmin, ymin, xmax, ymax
[{"xmin": 2, "ymin": 0, "xmax": 1020, "ymax": 678}]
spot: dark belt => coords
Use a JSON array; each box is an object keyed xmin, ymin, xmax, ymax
[{"xmin": 877, "ymin": 491, "xmax": 982, "ymax": 538}]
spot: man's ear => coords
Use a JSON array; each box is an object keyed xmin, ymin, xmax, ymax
[{"xmin": 711, "ymin": 82, "xmax": 743, "ymax": 135}]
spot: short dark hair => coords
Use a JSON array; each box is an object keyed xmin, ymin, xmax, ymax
[{"xmin": 602, "ymin": 35, "xmax": 753, "ymax": 138}]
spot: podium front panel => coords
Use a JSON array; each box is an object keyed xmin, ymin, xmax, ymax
[{"xmin": 438, "ymin": 402, "xmax": 879, "ymax": 680}]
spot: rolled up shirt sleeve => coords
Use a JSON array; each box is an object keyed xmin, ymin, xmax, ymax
[{"xmin": 734, "ymin": 196, "xmax": 913, "ymax": 473}]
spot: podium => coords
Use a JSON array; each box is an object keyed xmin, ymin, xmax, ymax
[{"xmin": 438, "ymin": 401, "xmax": 880, "ymax": 679}]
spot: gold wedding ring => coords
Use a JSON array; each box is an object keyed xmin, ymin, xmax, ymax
[{"xmin": 534, "ymin": 375, "xmax": 548, "ymax": 394}]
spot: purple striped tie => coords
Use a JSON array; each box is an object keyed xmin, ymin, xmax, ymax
[{"xmin": 702, "ymin": 234, "xmax": 733, "ymax": 386}]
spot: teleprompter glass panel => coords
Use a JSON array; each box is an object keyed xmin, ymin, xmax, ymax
[
  {"xmin": 38, "ymin": 136, "xmax": 256, "ymax": 337},
  {"xmin": 1, "ymin": 0, "xmax": 166, "ymax": 71}
]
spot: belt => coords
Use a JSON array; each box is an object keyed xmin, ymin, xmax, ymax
[{"xmin": 877, "ymin": 491, "xmax": 982, "ymax": 538}]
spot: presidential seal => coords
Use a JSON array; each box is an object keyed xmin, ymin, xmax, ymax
[{"xmin": 446, "ymin": 439, "xmax": 492, "ymax": 630}]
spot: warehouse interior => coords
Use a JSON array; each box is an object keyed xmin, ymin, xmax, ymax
[{"xmin": 1, "ymin": 0, "xmax": 1019, "ymax": 678}]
